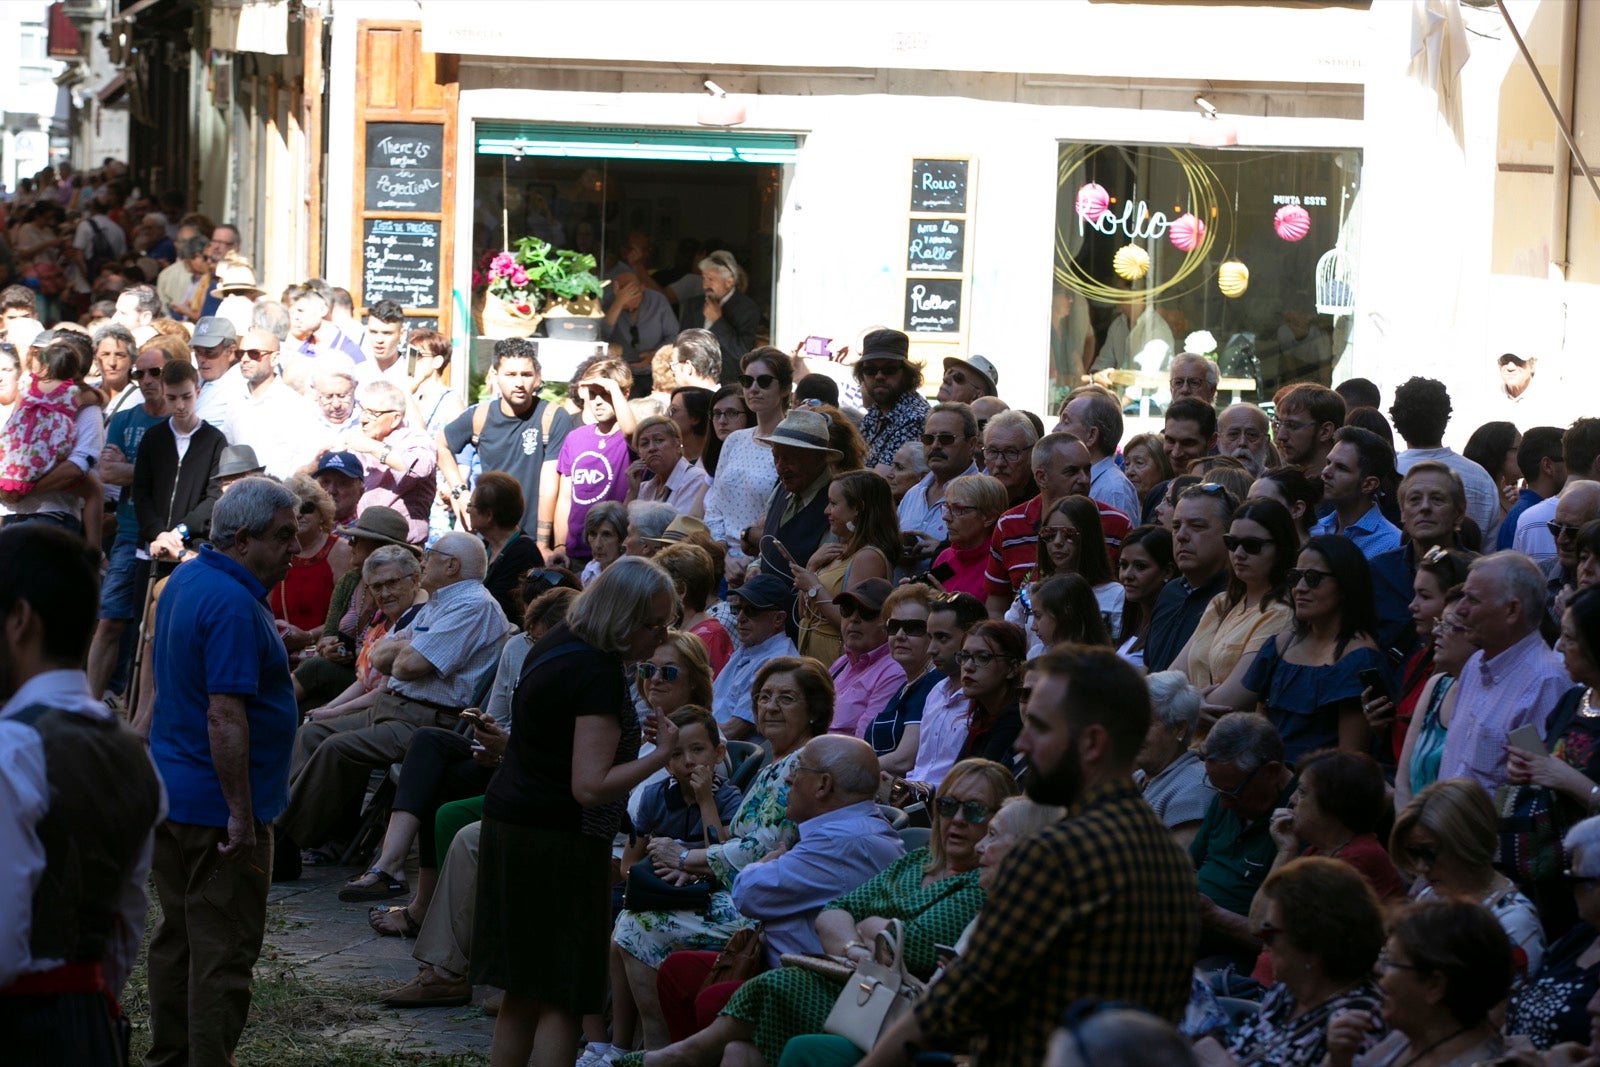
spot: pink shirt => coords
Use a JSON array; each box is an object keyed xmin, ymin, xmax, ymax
[{"xmin": 826, "ymin": 642, "xmax": 905, "ymax": 736}]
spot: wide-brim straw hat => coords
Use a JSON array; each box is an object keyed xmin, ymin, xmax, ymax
[
  {"xmin": 754, "ymin": 408, "xmax": 842, "ymax": 459},
  {"xmin": 334, "ymin": 505, "xmax": 420, "ymax": 555}
]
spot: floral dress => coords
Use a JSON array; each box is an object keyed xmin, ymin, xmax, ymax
[
  {"xmin": 720, "ymin": 849, "xmax": 983, "ymax": 1064},
  {"xmin": 702, "ymin": 428, "xmax": 778, "ymax": 559},
  {"xmin": 1226, "ymin": 979, "xmax": 1385, "ymax": 1065},
  {"xmin": 0, "ymin": 377, "xmax": 76, "ymax": 494},
  {"xmin": 611, "ymin": 750, "xmax": 801, "ymax": 967}
]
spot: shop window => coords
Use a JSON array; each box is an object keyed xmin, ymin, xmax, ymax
[{"xmin": 1051, "ymin": 143, "xmax": 1362, "ymax": 415}]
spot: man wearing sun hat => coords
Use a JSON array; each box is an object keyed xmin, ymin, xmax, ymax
[
  {"xmin": 749, "ymin": 408, "xmax": 841, "ymax": 585},
  {"xmin": 937, "ymin": 354, "xmax": 999, "ymax": 405},
  {"xmin": 856, "ymin": 328, "xmax": 930, "ymax": 472}
]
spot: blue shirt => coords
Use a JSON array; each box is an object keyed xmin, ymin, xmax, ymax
[
  {"xmin": 632, "ymin": 775, "xmax": 743, "ymax": 844},
  {"xmin": 864, "ymin": 668, "xmax": 942, "ymax": 757},
  {"xmin": 1243, "ymin": 633, "xmax": 1387, "ymax": 763},
  {"xmin": 148, "ymin": 547, "xmax": 298, "ymax": 827},
  {"xmin": 1498, "ymin": 487, "xmax": 1544, "ymax": 551},
  {"xmin": 713, "ymin": 630, "xmax": 800, "ymax": 726},
  {"xmin": 104, "ymin": 404, "xmax": 165, "ymax": 543},
  {"xmin": 730, "ymin": 799, "xmax": 905, "ymax": 966},
  {"xmin": 1310, "ymin": 504, "xmax": 1402, "ymax": 559}
]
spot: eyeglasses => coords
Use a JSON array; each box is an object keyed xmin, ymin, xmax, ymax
[
  {"xmin": 1041, "ymin": 525, "xmax": 1079, "ymax": 544},
  {"xmin": 1271, "ymin": 418, "xmax": 1313, "ymax": 433},
  {"xmin": 423, "ymin": 548, "xmax": 459, "ymax": 565},
  {"xmin": 129, "ymin": 368, "xmax": 162, "ymax": 381},
  {"xmin": 1223, "ymin": 535, "xmax": 1271, "ymax": 554},
  {"xmin": 933, "ymin": 797, "xmax": 995, "ymax": 824},
  {"xmin": 1194, "ymin": 482, "xmax": 1229, "ymax": 497},
  {"xmin": 860, "ymin": 361, "xmax": 901, "ymax": 378},
  {"xmin": 1376, "ymin": 951, "xmax": 1427, "ymax": 973},
  {"xmin": 982, "ymin": 446, "xmax": 1024, "ymax": 464},
  {"xmin": 637, "ymin": 663, "xmax": 681, "ymax": 682},
  {"xmin": 318, "ymin": 391, "xmax": 355, "ymax": 404},
  {"xmin": 628, "ymin": 323, "xmax": 640, "ymax": 347},
  {"xmin": 739, "ymin": 374, "xmax": 777, "ymax": 390},
  {"xmin": 944, "ymin": 370, "xmax": 969, "ymax": 384},
  {"xmin": 955, "ymin": 650, "xmax": 1012, "ymax": 668},
  {"xmin": 885, "ymin": 618, "xmax": 928, "ymax": 637},
  {"xmin": 756, "ymin": 690, "xmax": 803, "ymax": 709},
  {"xmin": 1432, "ymin": 618, "xmax": 1469, "ymax": 638},
  {"xmin": 1202, "ymin": 763, "xmax": 1262, "ymax": 798},
  {"xmin": 298, "ymin": 501, "xmax": 319, "ymax": 516},
  {"xmin": 1420, "ymin": 545, "xmax": 1453, "ymax": 566},
  {"xmin": 791, "ymin": 762, "xmax": 829, "ymax": 777},
  {"xmin": 1286, "ymin": 568, "xmax": 1336, "ymax": 589},
  {"xmin": 360, "ymin": 408, "xmax": 403, "ymax": 419},
  {"xmin": 237, "ymin": 348, "xmax": 277, "ymax": 360},
  {"xmin": 1170, "ymin": 376, "xmax": 1210, "ymax": 391},
  {"xmin": 920, "ymin": 432, "xmax": 960, "ymax": 448},
  {"xmin": 711, "ymin": 407, "xmax": 748, "ymax": 422},
  {"xmin": 732, "ymin": 602, "xmax": 779, "ymax": 617},
  {"xmin": 523, "ymin": 568, "xmax": 566, "ymax": 590},
  {"xmin": 837, "ymin": 601, "xmax": 881, "ymax": 621},
  {"xmin": 1548, "ymin": 522, "xmax": 1583, "ymax": 541},
  {"xmin": 367, "ymin": 576, "xmax": 415, "ymax": 595},
  {"xmin": 941, "ymin": 502, "xmax": 977, "ymax": 518}
]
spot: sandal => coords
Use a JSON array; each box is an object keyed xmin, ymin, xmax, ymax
[
  {"xmin": 369, "ymin": 903, "xmax": 422, "ymax": 938},
  {"xmin": 300, "ymin": 845, "xmax": 341, "ymax": 867},
  {"xmin": 339, "ymin": 868, "xmax": 408, "ymax": 902}
]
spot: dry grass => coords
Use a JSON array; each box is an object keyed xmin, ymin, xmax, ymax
[{"xmin": 122, "ymin": 894, "xmax": 490, "ymax": 1067}]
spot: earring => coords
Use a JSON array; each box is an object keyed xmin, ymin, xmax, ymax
[{"xmin": 846, "ymin": 520, "xmax": 856, "ymax": 533}]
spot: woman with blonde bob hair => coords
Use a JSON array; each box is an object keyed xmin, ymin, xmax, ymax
[
  {"xmin": 931, "ymin": 473, "xmax": 1009, "ymax": 598},
  {"xmin": 475, "ymin": 556, "xmax": 685, "ymax": 1067}
]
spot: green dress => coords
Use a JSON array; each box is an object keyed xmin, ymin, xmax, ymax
[{"xmin": 720, "ymin": 849, "xmax": 983, "ymax": 1064}]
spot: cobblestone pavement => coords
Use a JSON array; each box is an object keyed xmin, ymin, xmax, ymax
[{"xmin": 267, "ymin": 861, "xmax": 496, "ymax": 1058}]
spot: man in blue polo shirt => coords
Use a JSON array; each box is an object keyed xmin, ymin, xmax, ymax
[{"xmin": 144, "ymin": 476, "xmax": 300, "ymax": 1067}]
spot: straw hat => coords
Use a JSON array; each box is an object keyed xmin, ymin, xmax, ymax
[
  {"xmin": 209, "ymin": 261, "xmax": 266, "ymax": 300},
  {"xmin": 753, "ymin": 408, "xmax": 843, "ymax": 459}
]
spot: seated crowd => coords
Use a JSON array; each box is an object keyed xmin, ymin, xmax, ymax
[{"xmin": 20, "ymin": 291, "xmax": 1600, "ymax": 1067}]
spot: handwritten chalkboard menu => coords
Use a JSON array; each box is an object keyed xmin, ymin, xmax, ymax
[
  {"xmin": 362, "ymin": 218, "xmax": 442, "ymax": 308},
  {"xmin": 905, "ymin": 279, "xmax": 962, "ymax": 335},
  {"xmin": 906, "ymin": 218, "xmax": 965, "ymax": 273},
  {"xmin": 909, "ymin": 159, "xmax": 969, "ymax": 213},
  {"xmin": 364, "ymin": 122, "xmax": 444, "ymax": 213}
]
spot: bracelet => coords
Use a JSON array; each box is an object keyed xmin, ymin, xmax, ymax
[{"xmin": 678, "ymin": 849, "xmax": 691, "ymax": 871}]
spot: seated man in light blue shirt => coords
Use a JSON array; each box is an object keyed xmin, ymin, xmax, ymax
[
  {"xmin": 1311, "ymin": 426, "xmax": 1401, "ymax": 559},
  {"xmin": 731, "ymin": 734, "xmax": 906, "ymax": 966},
  {"xmin": 711, "ymin": 574, "xmax": 798, "ymax": 741}
]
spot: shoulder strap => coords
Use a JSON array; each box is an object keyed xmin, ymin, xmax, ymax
[
  {"xmin": 470, "ymin": 401, "xmax": 490, "ymax": 446},
  {"xmin": 539, "ymin": 397, "xmax": 557, "ymax": 441},
  {"xmin": 517, "ymin": 638, "xmax": 590, "ymax": 687}
]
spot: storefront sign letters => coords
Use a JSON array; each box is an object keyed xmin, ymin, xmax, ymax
[
  {"xmin": 905, "ymin": 278, "xmax": 962, "ymax": 334},
  {"xmin": 906, "ymin": 218, "xmax": 965, "ymax": 272},
  {"xmin": 1077, "ymin": 198, "xmax": 1170, "ymax": 242}
]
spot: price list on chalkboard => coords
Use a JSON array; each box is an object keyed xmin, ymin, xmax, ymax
[
  {"xmin": 362, "ymin": 218, "xmax": 442, "ymax": 308},
  {"xmin": 904, "ymin": 158, "xmax": 974, "ymax": 339}
]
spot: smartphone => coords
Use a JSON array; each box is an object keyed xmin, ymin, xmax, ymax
[
  {"xmin": 1507, "ymin": 723, "xmax": 1545, "ymax": 755},
  {"xmin": 1358, "ymin": 667, "xmax": 1386, "ymax": 699},
  {"xmin": 803, "ymin": 335, "xmax": 831, "ymax": 358},
  {"xmin": 933, "ymin": 943, "xmax": 959, "ymax": 968},
  {"xmin": 929, "ymin": 561, "xmax": 957, "ymax": 583}
]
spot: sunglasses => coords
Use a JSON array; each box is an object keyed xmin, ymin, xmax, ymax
[
  {"xmin": 523, "ymin": 568, "xmax": 566, "ymax": 590},
  {"xmin": 860, "ymin": 362, "xmax": 901, "ymax": 378},
  {"xmin": 129, "ymin": 368, "xmax": 163, "ymax": 381},
  {"xmin": 739, "ymin": 373, "xmax": 777, "ymax": 390},
  {"xmin": 933, "ymin": 797, "xmax": 995, "ymax": 824},
  {"xmin": 732, "ymin": 602, "xmax": 779, "ymax": 617},
  {"xmin": 1286, "ymin": 568, "xmax": 1336, "ymax": 589},
  {"xmin": 1420, "ymin": 544, "xmax": 1453, "ymax": 566},
  {"xmin": 920, "ymin": 432, "xmax": 960, "ymax": 448},
  {"xmin": 885, "ymin": 618, "xmax": 927, "ymax": 637},
  {"xmin": 1223, "ymin": 535, "xmax": 1271, "ymax": 554},
  {"xmin": 637, "ymin": 663, "xmax": 681, "ymax": 682},
  {"xmin": 237, "ymin": 348, "xmax": 276, "ymax": 360},
  {"xmin": 1041, "ymin": 526, "xmax": 1079, "ymax": 543},
  {"xmin": 837, "ymin": 601, "xmax": 881, "ymax": 621},
  {"xmin": 1548, "ymin": 522, "xmax": 1583, "ymax": 541}
]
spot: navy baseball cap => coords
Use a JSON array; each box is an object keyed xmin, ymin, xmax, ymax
[
  {"xmin": 728, "ymin": 573, "xmax": 793, "ymax": 612},
  {"xmin": 313, "ymin": 451, "xmax": 364, "ymax": 480}
]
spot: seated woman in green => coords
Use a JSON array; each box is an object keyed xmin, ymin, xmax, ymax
[{"xmin": 625, "ymin": 758, "xmax": 1017, "ymax": 1067}]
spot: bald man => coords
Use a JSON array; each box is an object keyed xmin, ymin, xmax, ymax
[{"xmin": 229, "ymin": 327, "xmax": 323, "ymax": 478}]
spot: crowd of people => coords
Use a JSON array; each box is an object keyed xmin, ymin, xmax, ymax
[{"xmin": 8, "ymin": 183, "xmax": 1600, "ymax": 1067}]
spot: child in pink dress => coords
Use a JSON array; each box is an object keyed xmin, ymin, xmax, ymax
[{"xmin": 0, "ymin": 342, "xmax": 81, "ymax": 495}]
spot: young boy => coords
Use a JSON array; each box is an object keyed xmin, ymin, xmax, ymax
[
  {"xmin": 555, "ymin": 358, "xmax": 636, "ymax": 569},
  {"xmin": 601, "ymin": 706, "xmax": 743, "ymax": 1063}
]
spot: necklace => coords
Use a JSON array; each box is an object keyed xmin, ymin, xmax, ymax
[
  {"xmin": 1580, "ymin": 686, "xmax": 1600, "ymax": 719},
  {"xmin": 1394, "ymin": 1022, "xmax": 1472, "ymax": 1067}
]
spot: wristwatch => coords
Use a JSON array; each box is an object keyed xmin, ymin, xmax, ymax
[
  {"xmin": 379, "ymin": 445, "xmax": 393, "ymax": 465},
  {"xmin": 450, "ymin": 483, "xmax": 468, "ymax": 499},
  {"xmin": 678, "ymin": 849, "xmax": 691, "ymax": 870}
]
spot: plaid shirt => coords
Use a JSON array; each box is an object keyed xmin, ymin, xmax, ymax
[
  {"xmin": 860, "ymin": 389, "xmax": 930, "ymax": 469},
  {"xmin": 915, "ymin": 778, "xmax": 1198, "ymax": 1064}
]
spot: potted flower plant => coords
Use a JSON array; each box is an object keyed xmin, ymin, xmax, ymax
[{"xmin": 482, "ymin": 236, "xmax": 606, "ymax": 339}]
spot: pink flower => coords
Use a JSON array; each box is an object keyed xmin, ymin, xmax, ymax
[
  {"xmin": 509, "ymin": 268, "xmax": 528, "ymax": 288},
  {"xmin": 489, "ymin": 252, "xmax": 516, "ymax": 278}
]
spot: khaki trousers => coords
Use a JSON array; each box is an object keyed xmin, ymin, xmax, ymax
[
  {"xmin": 413, "ymin": 819, "xmax": 480, "ymax": 978},
  {"xmin": 144, "ymin": 819, "xmax": 273, "ymax": 1067},
  {"xmin": 278, "ymin": 691, "xmax": 456, "ymax": 844}
]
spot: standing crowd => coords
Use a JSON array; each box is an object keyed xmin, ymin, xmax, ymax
[{"xmin": 7, "ymin": 192, "xmax": 1600, "ymax": 1067}]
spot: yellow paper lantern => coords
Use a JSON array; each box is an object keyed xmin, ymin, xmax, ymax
[
  {"xmin": 1219, "ymin": 259, "xmax": 1249, "ymax": 298},
  {"xmin": 1112, "ymin": 243, "xmax": 1150, "ymax": 282}
]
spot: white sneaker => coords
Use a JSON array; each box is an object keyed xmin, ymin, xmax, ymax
[{"xmin": 575, "ymin": 1042, "xmax": 615, "ymax": 1067}]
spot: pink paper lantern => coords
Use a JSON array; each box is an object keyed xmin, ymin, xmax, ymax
[
  {"xmin": 1075, "ymin": 183, "xmax": 1110, "ymax": 224},
  {"xmin": 1274, "ymin": 204, "xmax": 1311, "ymax": 242},
  {"xmin": 1169, "ymin": 213, "xmax": 1205, "ymax": 252}
]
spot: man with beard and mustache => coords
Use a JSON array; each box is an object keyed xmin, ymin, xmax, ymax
[
  {"xmin": 0, "ymin": 525, "xmax": 164, "ymax": 1066},
  {"xmin": 1218, "ymin": 403, "xmax": 1274, "ymax": 476},
  {"xmin": 898, "ymin": 403, "xmax": 980, "ymax": 566},
  {"xmin": 855, "ymin": 645, "xmax": 1198, "ymax": 1067},
  {"xmin": 855, "ymin": 329, "xmax": 930, "ymax": 473}
]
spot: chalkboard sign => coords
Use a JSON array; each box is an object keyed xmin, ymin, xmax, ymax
[
  {"xmin": 364, "ymin": 122, "xmax": 444, "ymax": 213},
  {"xmin": 362, "ymin": 218, "xmax": 442, "ymax": 308},
  {"xmin": 910, "ymin": 159, "xmax": 968, "ymax": 213},
  {"xmin": 904, "ymin": 278, "xmax": 962, "ymax": 335},
  {"xmin": 906, "ymin": 217, "xmax": 965, "ymax": 273}
]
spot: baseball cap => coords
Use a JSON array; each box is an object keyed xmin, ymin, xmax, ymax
[
  {"xmin": 834, "ymin": 578, "xmax": 894, "ymax": 615},
  {"xmin": 942, "ymin": 354, "xmax": 999, "ymax": 395},
  {"xmin": 313, "ymin": 451, "xmax": 364, "ymax": 481},
  {"xmin": 1497, "ymin": 352, "xmax": 1531, "ymax": 366},
  {"xmin": 727, "ymin": 573, "xmax": 793, "ymax": 612},
  {"xmin": 190, "ymin": 316, "xmax": 238, "ymax": 349}
]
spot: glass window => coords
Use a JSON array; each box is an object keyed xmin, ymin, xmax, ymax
[{"xmin": 1050, "ymin": 143, "xmax": 1362, "ymax": 414}]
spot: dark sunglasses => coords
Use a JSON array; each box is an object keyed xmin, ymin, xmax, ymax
[
  {"xmin": 129, "ymin": 368, "xmax": 162, "ymax": 381},
  {"xmin": 837, "ymin": 601, "xmax": 881, "ymax": 621},
  {"xmin": 1548, "ymin": 521, "xmax": 1583, "ymax": 541},
  {"xmin": 637, "ymin": 663, "xmax": 681, "ymax": 682},
  {"xmin": 933, "ymin": 797, "xmax": 994, "ymax": 824},
  {"xmin": 1223, "ymin": 535, "xmax": 1271, "ymax": 555},
  {"xmin": 860, "ymin": 361, "xmax": 901, "ymax": 378},
  {"xmin": 885, "ymin": 618, "xmax": 928, "ymax": 637},
  {"xmin": 920, "ymin": 432, "xmax": 960, "ymax": 448},
  {"xmin": 237, "ymin": 348, "xmax": 276, "ymax": 360},
  {"xmin": 1286, "ymin": 568, "xmax": 1336, "ymax": 589},
  {"xmin": 523, "ymin": 568, "xmax": 566, "ymax": 590},
  {"xmin": 739, "ymin": 374, "xmax": 777, "ymax": 390}
]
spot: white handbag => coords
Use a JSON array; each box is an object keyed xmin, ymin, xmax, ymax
[{"xmin": 822, "ymin": 919, "xmax": 926, "ymax": 1052}]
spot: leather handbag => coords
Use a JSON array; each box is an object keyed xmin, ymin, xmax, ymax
[
  {"xmin": 822, "ymin": 920, "xmax": 926, "ymax": 1052},
  {"xmin": 701, "ymin": 927, "xmax": 765, "ymax": 990},
  {"xmin": 622, "ymin": 858, "xmax": 713, "ymax": 913}
]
